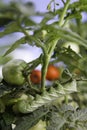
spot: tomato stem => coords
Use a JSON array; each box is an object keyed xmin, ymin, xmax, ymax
[
  {"xmin": 64, "ymin": 95, "xmax": 69, "ymax": 104},
  {"xmin": 23, "ymin": 55, "xmax": 42, "ymax": 77},
  {"xmin": 41, "ymin": 54, "xmax": 49, "ymax": 92},
  {"xmin": 58, "ymin": 0, "xmax": 70, "ymax": 27},
  {"xmin": 40, "ymin": 0, "xmax": 70, "ymax": 92},
  {"xmin": 17, "ymin": 0, "xmax": 70, "ymax": 93},
  {"xmin": 41, "ymin": 39, "xmax": 59, "ymax": 92}
]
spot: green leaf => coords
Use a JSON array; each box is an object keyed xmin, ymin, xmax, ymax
[
  {"xmin": 60, "ymin": 104, "xmax": 74, "ymax": 113},
  {"xmin": 47, "ymin": 112, "xmax": 66, "ymax": 130},
  {"xmin": 46, "ymin": 104, "xmax": 73, "ymax": 130},
  {"xmin": 46, "ymin": 25, "xmax": 87, "ymax": 49},
  {"xmin": 0, "ymin": 18, "xmax": 13, "ymax": 27},
  {"xmin": 23, "ymin": 18, "xmax": 36, "ymax": 26},
  {"xmin": 65, "ymin": 12, "xmax": 82, "ymax": 20},
  {"xmin": 79, "ymin": 5, "xmax": 87, "ymax": 12},
  {"xmin": 47, "ymin": 105, "xmax": 87, "ymax": 130},
  {"xmin": 0, "ymin": 81, "xmax": 15, "ymax": 97},
  {"xmin": 70, "ymin": 108, "xmax": 87, "ymax": 122},
  {"xmin": 64, "ymin": 80, "xmax": 77, "ymax": 93},
  {"xmin": 79, "ymin": 0, "xmax": 87, "ymax": 4},
  {"xmin": 0, "ymin": 55, "xmax": 12, "ymax": 65},
  {"xmin": 27, "ymin": 36, "xmax": 45, "ymax": 49},
  {"xmin": 0, "ymin": 99, "xmax": 5, "ymax": 113},
  {"xmin": 0, "ymin": 6, "xmax": 18, "ymax": 21},
  {"xmin": 69, "ymin": 1, "xmax": 87, "ymax": 12},
  {"xmin": 16, "ymin": 80, "xmax": 77, "ymax": 114},
  {"xmin": 78, "ymin": 57, "xmax": 87, "ymax": 73},
  {"xmin": 77, "ymin": 125, "xmax": 87, "ymax": 130},
  {"xmin": 2, "ymin": 112, "xmax": 16, "ymax": 125},
  {"xmin": 40, "ymin": 12, "xmax": 55, "ymax": 25},
  {"xmin": 0, "ymin": 22, "xmax": 20, "ymax": 38},
  {"xmin": 14, "ymin": 106, "xmax": 48, "ymax": 130},
  {"xmin": 3, "ymin": 36, "xmax": 27, "ymax": 56},
  {"xmin": 0, "ymin": 118, "xmax": 12, "ymax": 130}
]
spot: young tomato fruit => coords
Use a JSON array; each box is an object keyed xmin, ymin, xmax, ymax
[
  {"xmin": 30, "ymin": 70, "xmax": 41, "ymax": 84},
  {"xmin": 46, "ymin": 65, "xmax": 60, "ymax": 81},
  {"xmin": 29, "ymin": 120, "xmax": 46, "ymax": 130},
  {"xmin": 2, "ymin": 59, "xmax": 27, "ymax": 86}
]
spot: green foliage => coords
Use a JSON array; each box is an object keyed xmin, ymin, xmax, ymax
[
  {"xmin": 0, "ymin": 0, "xmax": 87, "ymax": 130},
  {"xmin": 14, "ymin": 106, "xmax": 48, "ymax": 130},
  {"xmin": 4, "ymin": 36, "xmax": 27, "ymax": 56},
  {"xmin": 47, "ymin": 104, "xmax": 87, "ymax": 130},
  {"xmin": 13, "ymin": 80, "xmax": 77, "ymax": 113},
  {"xmin": 0, "ymin": 22, "xmax": 20, "ymax": 37},
  {"xmin": 0, "ymin": 81, "xmax": 15, "ymax": 98}
]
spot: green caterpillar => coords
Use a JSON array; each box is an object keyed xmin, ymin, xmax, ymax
[{"xmin": 14, "ymin": 80, "xmax": 77, "ymax": 113}]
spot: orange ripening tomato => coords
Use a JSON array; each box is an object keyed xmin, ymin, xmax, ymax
[
  {"xmin": 46, "ymin": 65, "xmax": 60, "ymax": 81},
  {"xmin": 30, "ymin": 70, "xmax": 41, "ymax": 84}
]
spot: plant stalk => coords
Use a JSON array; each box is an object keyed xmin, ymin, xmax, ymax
[
  {"xmin": 59, "ymin": 0, "xmax": 70, "ymax": 26},
  {"xmin": 41, "ymin": 0, "xmax": 70, "ymax": 92}
]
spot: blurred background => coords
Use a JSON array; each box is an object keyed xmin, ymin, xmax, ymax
[{"xmin": 0, "ymin": 0, "xmax": 87, "ymax": 78}]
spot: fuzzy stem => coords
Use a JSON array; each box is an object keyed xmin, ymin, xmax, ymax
[
  {"xmin": 58, "ymin": 0, "xmax": 70, "ymax": 26},
  {"xmin": 64, "ymin": 95, "xmax": 69, "ymax": 104},
  {"xmin": 41, "ymin": 39, "xmax": 59, "ymax": 92},
  {"xmin": 17, "ymin": 0, "xmax": 70, "ymax": 93},
  {"xmin": 41, "ymin": 0, "xmax": 70, "ymax": 91}
]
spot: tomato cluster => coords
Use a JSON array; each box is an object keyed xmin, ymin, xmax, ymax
[
  {"xmin": 2, "ymin": 59, "xmax": 60, "ymax": 85},
  {"xmin": 30, "ymin": 65, "xmax": 60, "ymax": 84}
]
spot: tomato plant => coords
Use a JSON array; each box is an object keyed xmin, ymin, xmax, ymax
[
  {"xmin": 30, "ymin": 70, "xmax": 41, "ymax": 84},
  {"xmin": 0, "ymin": 0, "xmax": 87, "ymax": 130},
  {"xmin": 46, "ymin": 65, "xmax": 60, "ymax": 81}
]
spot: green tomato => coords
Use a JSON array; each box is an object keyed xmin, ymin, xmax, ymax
[
  {"xmin": 63, "ymin": 42, "xmax": 80, "ymax": 53},
  {"xmin": 2, "ymin": 59, "xmax": 27, "ymax": 86},
  {"xmin": 29, "ymin": 120, "xmax": 46, "ymax": 130}
]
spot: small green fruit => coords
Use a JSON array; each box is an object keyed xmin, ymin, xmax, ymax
[{"xmin": 2, "ymin": 59, "xmax": 27, "ymax": 86}]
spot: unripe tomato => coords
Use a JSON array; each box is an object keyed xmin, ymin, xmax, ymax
[
  {"xmin": 46, "ymin": 65, "xmax": 60, "ymax": 81},
  {"xmin": 30, "ymin": 70, "xmax": 41, "ymax": 84},
  {"xmin": 2, "ymin": 59, "xmax": 27, "ymax": 86},
  {"xmin": 63, "ymin": 42, "xmax": 80, "ymax": 53},
  {"xmin": 29, "ymin": 120, "xmax": 46, "ymax": 130}
]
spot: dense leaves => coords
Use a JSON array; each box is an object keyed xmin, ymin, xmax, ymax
[
  {"xmin": 14, "ymin": 106, "xmax": 48, "ymax": 130},
  {"xmin": 47, "ymin": 105, "xmax": 87, "ymax": 130}
]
